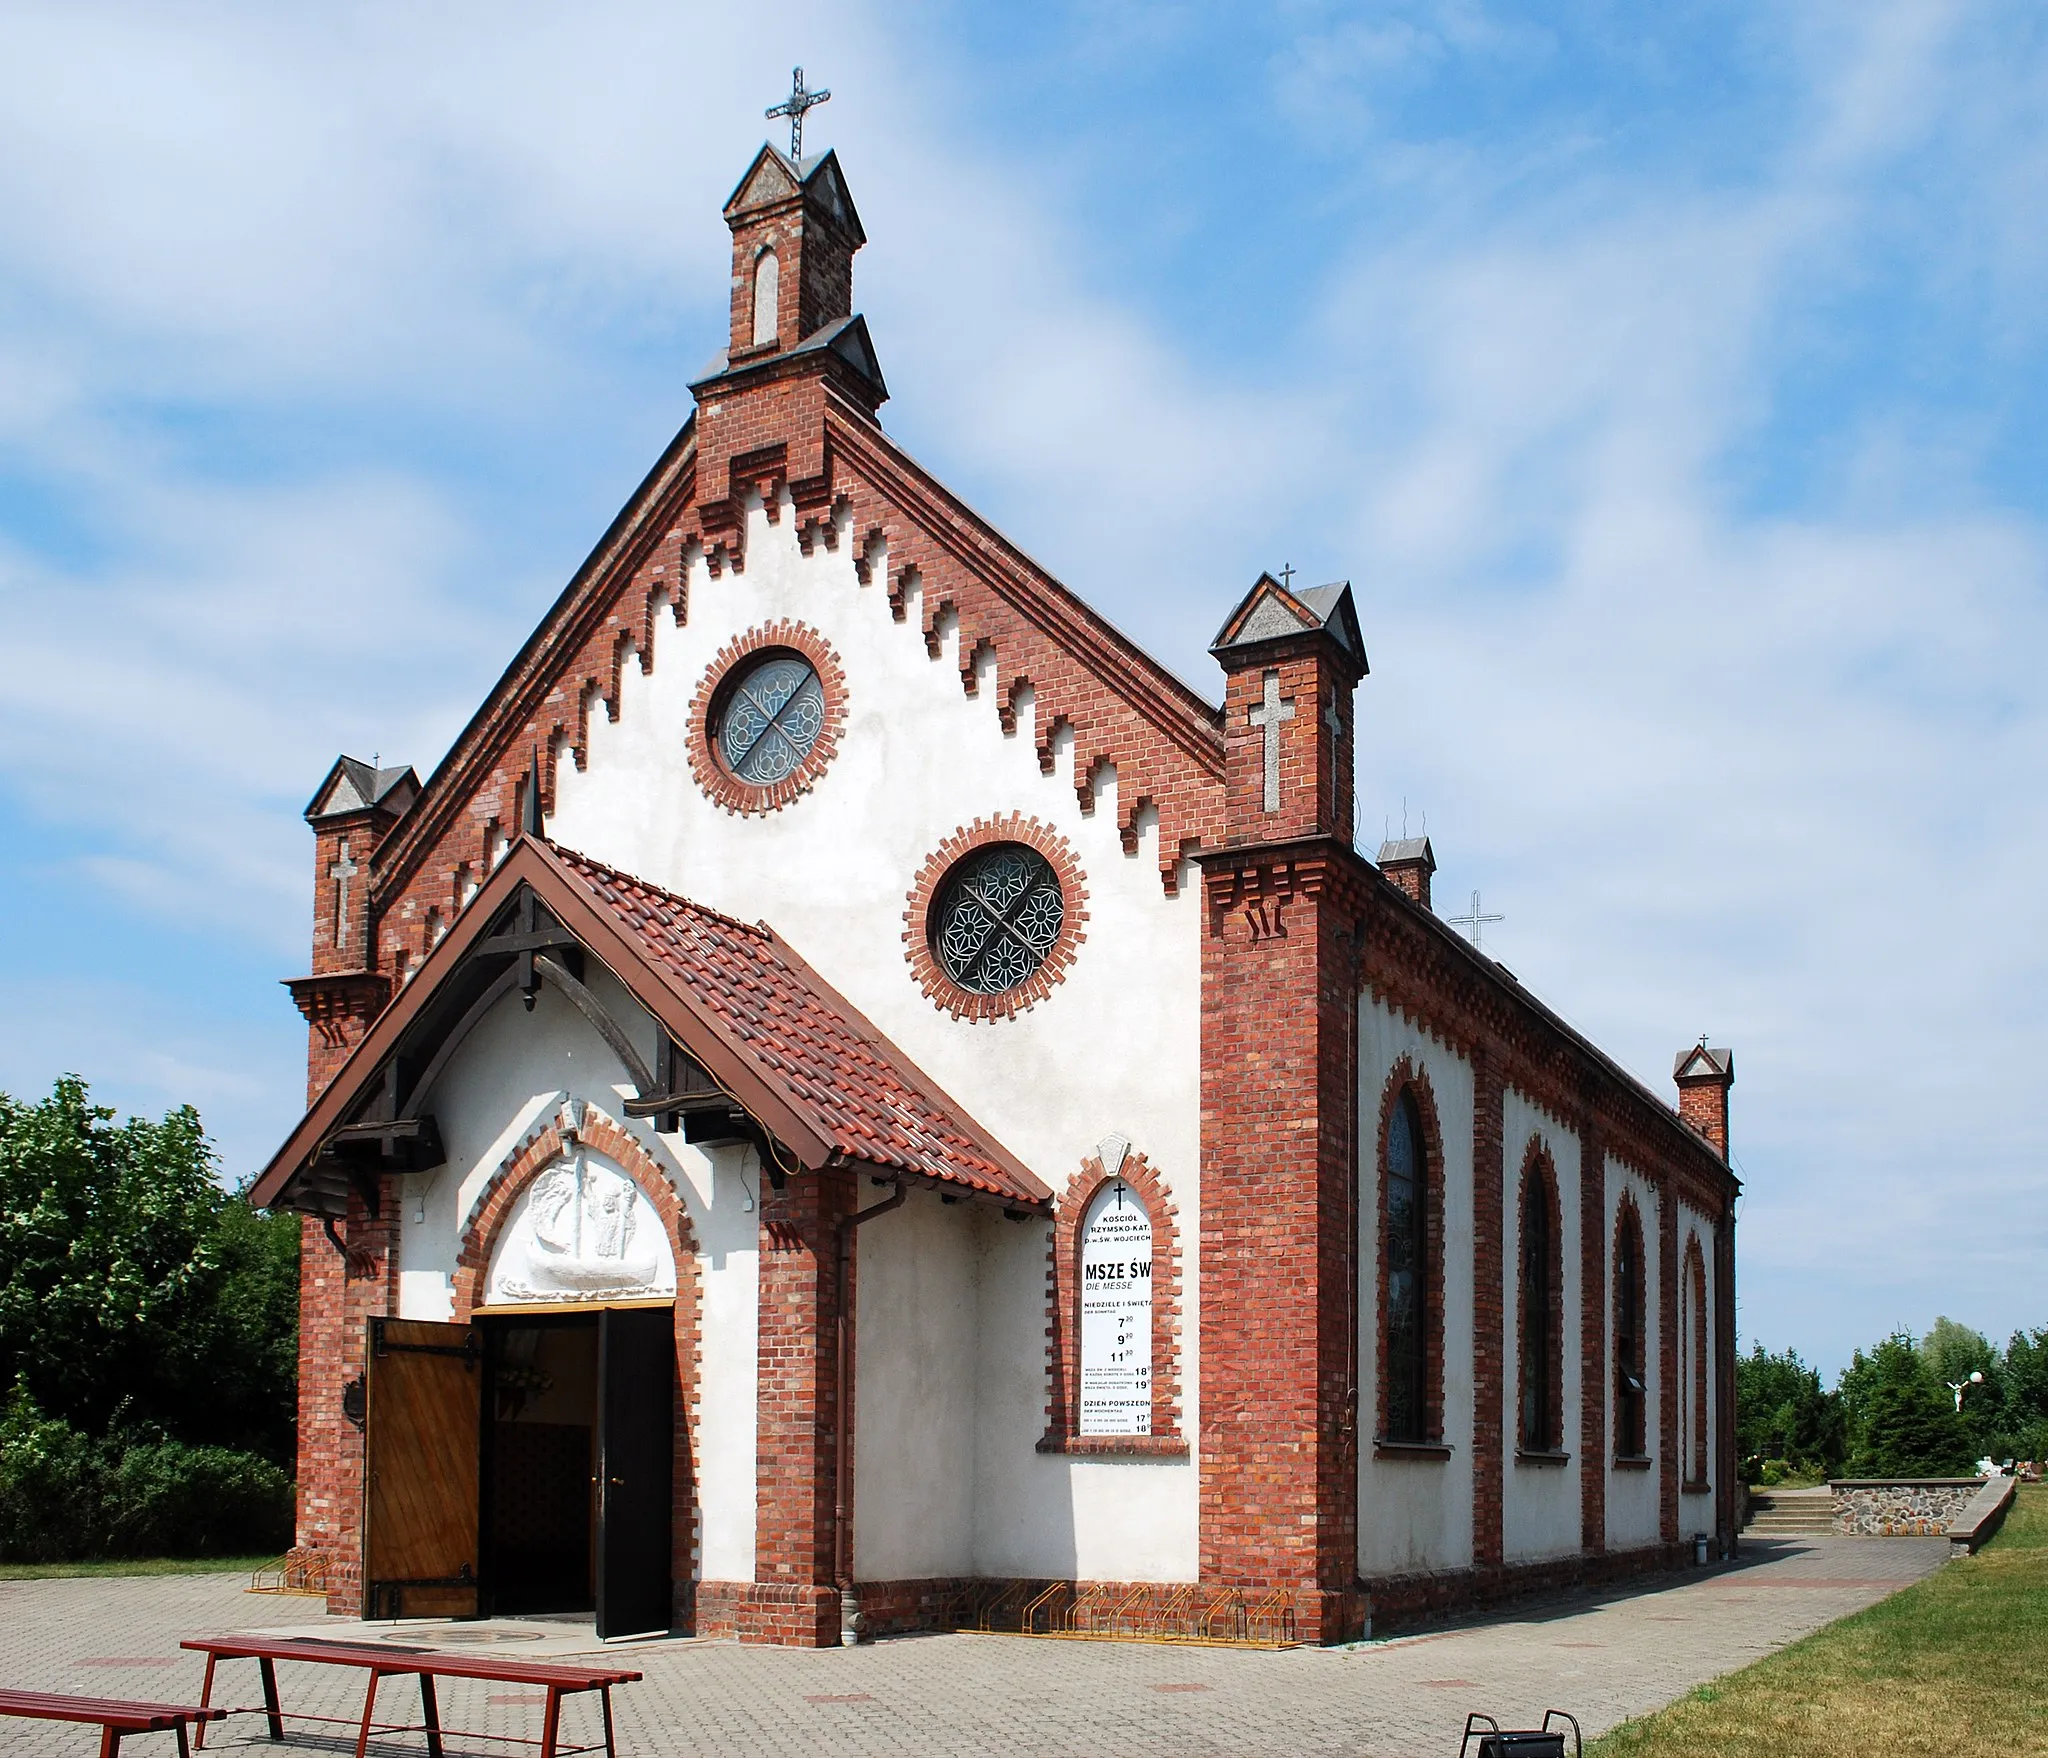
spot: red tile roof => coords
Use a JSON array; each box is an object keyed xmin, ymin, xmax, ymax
[{"xmin": 552, "ymin": 843, "xmax": 1049, "ymax": 1209}]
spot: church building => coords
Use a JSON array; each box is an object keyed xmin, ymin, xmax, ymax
[{"xmin": 252, "ymin": 137, "xmax": 1741, "ymax": 1647}]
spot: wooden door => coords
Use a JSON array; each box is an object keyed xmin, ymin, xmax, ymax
[
  {"xmin": 595, "ymin": 1306, "xmax": 674, "ymax": 1639},
  {"xmin": 364, "ymin": 1317, "xmax": 481, "ymax": 1619}
]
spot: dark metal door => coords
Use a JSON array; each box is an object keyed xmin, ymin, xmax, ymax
[
  {"xmin": 596, "ymin": 1306, "xmax": 674, "ymax": 1639},
  {"xmin": 363, "ymin": 1318, "xmax": 481, "ymax": 1620}
]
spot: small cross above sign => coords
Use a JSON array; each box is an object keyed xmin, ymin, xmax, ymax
[
  {"xmin": 329, "ymin": 840, "xmax": 359, "ymax": 952},
  {"xmin": 1449, "ymin": 889, "xmax": 1504, "ymax": 953},
  {"xmin": 1248, "ymin": 668, "xmax": 1295, "ymax": 813},
  {"xmin": 766, "ymin": 66, "xmax": 831, "ymax": 162}
]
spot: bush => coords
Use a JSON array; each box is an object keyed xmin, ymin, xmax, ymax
[
  {"xmin": 102, "ymin": 1443, "xmax": 293, "ymax": 1559},
  {"xmin": 0, "ymin": 1387, "xmax": 292, "ymax": 1562},
  {"xmin": 0, "ymin": 1388, "xmax": 103, "ymax": 1562}
]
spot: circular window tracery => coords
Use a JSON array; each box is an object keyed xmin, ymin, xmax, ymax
[
  {"xmin": 904, "ymin": 816, "xmax": 1087, "ymax": 1021},
  {"xmin": 686, "ymin": 622, "xmax": 846, "ymax": 816},
  {"xmin": 716, "ymin": 652, "xmax": 824, "ymax": 784},
  {"xmin": 932, "ymin": 843, "xmax": 1065, "ymax": 995}
]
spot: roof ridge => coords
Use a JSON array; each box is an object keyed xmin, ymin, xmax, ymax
[{"xmin": 549, "ymin": 840, "xmax": 771, "ymax": 941}]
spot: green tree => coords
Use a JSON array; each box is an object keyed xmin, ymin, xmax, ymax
[
  {"xmin": 0, "ymin": 1077, "xmax": 298, "ymax": 1462},
  {"xmin": 1735, "ymin": 1344, "xmax": 1845, "ymax": 1481},
  {"xmin": 1922, "ymin": 1316, "xmax": 2003, "ymax": 1455},
  {"xmin": 1842, "ymin": 1333, "xmax": 1974, "ymax": 1477}
]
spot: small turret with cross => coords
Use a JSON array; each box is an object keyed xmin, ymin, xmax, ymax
[{"xmin": 1208, "ymin": 569, "xmax": 1368, "ymax": 848}]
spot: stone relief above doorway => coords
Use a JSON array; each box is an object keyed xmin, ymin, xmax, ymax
[{"xmin": 486, "ymin": 1142, "xmax": 677, "ymax": 1305}]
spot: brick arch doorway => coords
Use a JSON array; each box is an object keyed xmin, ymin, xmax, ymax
[{"xmin": 360, "ymin": 1109, "xmax": 696, "ymax": 1640}]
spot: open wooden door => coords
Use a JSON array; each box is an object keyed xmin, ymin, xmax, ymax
[
  {"xmin": 364, "ymin": 1317, "xmax": 481, "ymax": 1620},
  {"xmin": 595, "ymin": 1306, "xmax": 674, "ymax": 1639}
]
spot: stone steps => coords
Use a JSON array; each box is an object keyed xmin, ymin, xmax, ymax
[{"xmin": 1744, "ymin": 1490, "xmax": 1836, "ymax": 1535}]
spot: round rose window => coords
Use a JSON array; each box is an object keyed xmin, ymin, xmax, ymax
[
  {"xmin": 930, "ymin": 843, "xmax": 1066, "ymax": 996},
  {"xmin": 714, "ymin": 653, "xmax": 826, "ymax": 786}
]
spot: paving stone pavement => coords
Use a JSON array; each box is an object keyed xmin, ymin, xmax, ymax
[{"xmin": 0, "ymin": 1537, "xmax": 1949, "ymax": 1758}]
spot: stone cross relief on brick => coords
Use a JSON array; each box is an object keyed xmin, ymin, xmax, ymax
[
  {"xmin": 329, "ymin": 840, "xmax": 358, "ymax": 953},
  {"xmin": 1249, "ymin": 669, "xmax": 1295, "ymax": 813}
]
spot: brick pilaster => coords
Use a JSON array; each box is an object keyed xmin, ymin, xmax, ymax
[
  {"xmin": 747, "ymin": 1169, "xmax": 852, "ymax": 1645},
  {"xmin": 1197, "ymin": 848, "xmax": 1364, "ymax": 1643},
  {"xmin": 296, "ymin": 1175, "xmax": 398, "ymax": 1615},
  {"xmin": 1713, "ymin": 1211, "xmax": 1738, "ymax": 1554},
  {"xmin": 1577, "ymin": 1111, "xmax": 1607, "ymax": 1551},
  {"xmin": 1470, "ymin": 1047, "xmax": 1506, "ymax": 1568}
]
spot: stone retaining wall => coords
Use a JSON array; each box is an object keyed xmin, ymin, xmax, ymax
[{"xmin": 1829, "ymin": 1477, "xmax": 1985, "ymax": 1537}]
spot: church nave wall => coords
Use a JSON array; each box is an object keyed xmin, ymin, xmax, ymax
[
  {"xmin": 1356, "ymin": 995, "xmax": 1477, "ymax": 1578},
  {"xmin": 851, "ymin": 1187, "xmax": 981, "ymax": 1581},
  {"xmin": 1603, "ymin": 1155, "xmax": 1664, "ymax": 1552},
  {"xmin": 1500, "ymin": 1087, "xmax": 1583, "ymax": 1565}
]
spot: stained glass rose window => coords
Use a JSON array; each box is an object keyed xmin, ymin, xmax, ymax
[
  {"xmin": 930, "ymin": 843, "xmax": 1066, "ymax": 996},
  {"xmin": 714, "ymin": 653, "xmax": 826, "ymax": 786}
]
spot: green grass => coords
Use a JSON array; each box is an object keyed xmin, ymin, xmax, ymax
[
  {"xmin": 0, "ymin": 1555, "xmax": 276, "ymax": 1581},
  {"xmin": 1591, "ymin": 1483, "xmax": 2048, "ymax": 1757}
]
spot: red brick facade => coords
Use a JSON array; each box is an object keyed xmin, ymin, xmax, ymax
[{"xmin": 274, "ymin": 140, "xmax": 1743, "ymax": 1647}]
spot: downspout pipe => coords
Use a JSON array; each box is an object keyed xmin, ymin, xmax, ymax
[{"xmin": 834, "ymin": 1177, "xmax": 907, "ymax": 1645}]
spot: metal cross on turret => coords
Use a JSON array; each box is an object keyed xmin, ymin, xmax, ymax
[
  {"xmin": 766, "ymin": 66, "xmax": 832, "ymax": 162},
  {"xmin": 1450, "ymin": 889, "xmax": 1504, "ymax": 953}
]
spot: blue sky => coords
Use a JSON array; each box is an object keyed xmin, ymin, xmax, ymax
[{"xmin": 1, "ymin": 1, "xmax": 2043, "ymax": 1378}]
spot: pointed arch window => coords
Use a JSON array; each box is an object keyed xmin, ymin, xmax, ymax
[
  {"xmin": 1684, "ymin": 1236, "xmax": 1710, "ymax": 1488},
  {"xmin": 751, "ymin": 248, "xmax": 780, "ymax": 347},
  {"xmin": 1614, "ymin": 1200, "xmax": 1648, "ymax": 1459},
  {"xmin": 1517, "ymin": 1149, "xmax": 1565, "ymax": 1455},
  {"xmin": 1378, "ymin": 1080, "xmax": 1442, "ymax": 1447}
]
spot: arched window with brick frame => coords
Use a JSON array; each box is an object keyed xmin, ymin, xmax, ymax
[
  {"xmin": 1377, "ymin": 1064, "xmax": 1445, "ymax": 1448},
  {"xmin": 1517, "ymin": 1142, "xmax": 1565, "ymax": 1455},
  {"xmin": 1684, "ymin": 1234, "xmax": 1709, "ymax": 1488},
  {"xmin": 1613, "ymin": 1195, "xmax": 1649, "ymax": 1459},
  {"xmin": 751, "ymin": 247, "xmax": 779, "ymax": 347},
  {"xmin": 1041, "ymin": 1149, "xmax": 1184, "ymax": 1454}
]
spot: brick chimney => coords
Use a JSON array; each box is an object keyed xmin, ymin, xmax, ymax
[
  {"xmin": 1209, "ymin": 574, "xmax": 1367, "ymax": 848},
  {"xmin": 1674, "ymin": 1044, "xmax": 1735, "ymax": 1161},
  {"xmin": 1377, "ymin": 836, "xmax": 1435, "ymax": 909},
  {"xmin": 286, "ymin": 756, "xmax": 417, "ymax": 1104}
]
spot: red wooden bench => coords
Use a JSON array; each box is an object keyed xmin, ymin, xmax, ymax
[
  {"xmin": 0, "ymin": 1688, "xmax": 226, "ymax": 1758},
  {"xmin": 180, "ymin": 1635, "xmax": 640, "ymax": 1758}
]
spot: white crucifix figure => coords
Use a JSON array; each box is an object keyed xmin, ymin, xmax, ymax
[
  {"xmin": 329, "ymin": 840, "xmax": 358, "ymax": 952},
  {"xmin": 1249, "ymin": 668, "xmax": 1295, "ymax": 813}
]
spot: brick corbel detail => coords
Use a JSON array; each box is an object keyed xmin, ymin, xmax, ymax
[
  {"xmin": 1040, "ymin": 1151, "xmax": 1185, "ymax": 1455},
  {"xmin": 450, "ymin": 1105, "xmax": 704, "ymax": 1619}
]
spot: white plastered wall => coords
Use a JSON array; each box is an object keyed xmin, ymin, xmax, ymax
[
  {"xmin": 1603, "ymin": 1156, "xmax": 1662, "ymax": 1551},
  {"xmin": 1500, "ymin": 1088, "xmax": 1582, "ymax": 1564},
  {"xmin": 547, "ymin": 496, "xmax": 1202, "ymax": 1582},
  {"xmin": 852, "ymin": 1186, "xmax": 980, "ymax": 1580},
  {"xmin": 1357, "ymin": 995, "xmax": 1476, "ymax": 1577},
  {"xmin": 390, "ymin": 964, "xmax": 761, "ymax": 1584},
  {"xmin": 1678, "ymin": 1202, "xmax": 1717, "ymax": 1542}
]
